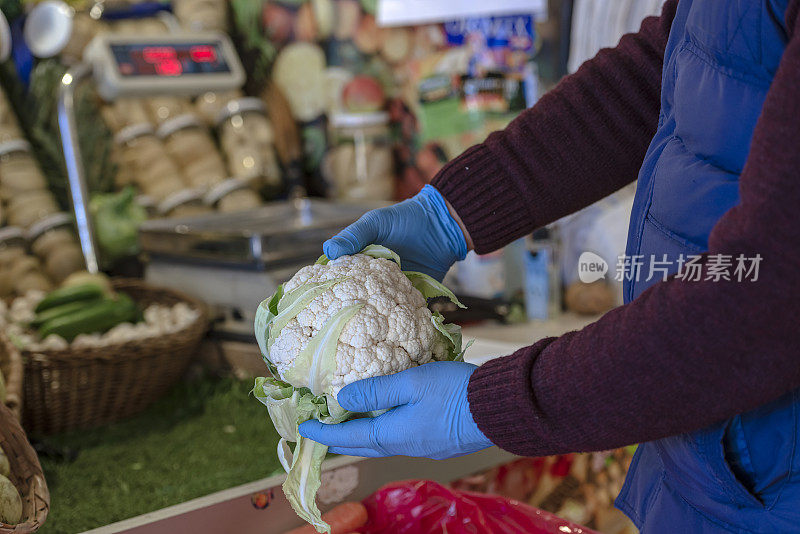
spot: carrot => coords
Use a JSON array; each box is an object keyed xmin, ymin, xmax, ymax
[{"xmin": 283, "ymin": 501, "xmax": 368, "ymax": 534}]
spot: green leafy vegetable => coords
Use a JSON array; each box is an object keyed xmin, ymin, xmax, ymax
[
  {"xmin": 359, "ymin": 244, "xmax": 402, "ymax": 267},
  {"xmin": 256, "ymin": 377, "xmax": 352, "ymax": 533},
  {"xmin": 90, "ymin": 187, "xmax": 148, "ymax": 263},
  {"xmin": 252, "ymin": 377, "xmax": 297, "ymax": 441},
  {"xmin": 254, "ymin": 284, "xmax": 283, "ymax": 362},
  {"xmin": 284, "ymin": 304, "xmax": 364, "ymax": 395},
  {"xmin": 230, "ymin": 0, "xmax": 277, "ymax": 92},
  {"xmin": 404, "ymin": 271, "xmax": 466, "ymax": 309},
  {"xmin": 360, "ymin": 0, "xmax": 377, "ymax": 14},
  {"xmin": 20, "ymin": 60, "xmax": 116, "ymax": 209},
  {"xmin": 431, "ymin": 312, "xmax": 472, "ymax": 361},
  {"xmin": 282, "ymin": 436, "xmax": 329, "ymax": 532}
]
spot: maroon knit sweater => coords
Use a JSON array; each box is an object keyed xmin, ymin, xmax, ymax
[{"xmin": 432, "ymin": 0, "xmax": 800, "ymax": 457}]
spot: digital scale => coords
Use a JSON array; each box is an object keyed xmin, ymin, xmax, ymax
[
  {"xmin": 82, "ymin": 32, "xmax": 245, "ymax": 100},
  {"xmin": 59, "ymin": 31, "xmax": 246, "ymax": 274}
]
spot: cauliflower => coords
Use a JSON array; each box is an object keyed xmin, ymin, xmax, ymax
[
  {"xmin": 268, "ymin": 253, "xmax": 449, "ymax": 395},
  {"xmin": 253, "ymin": 246, "xmax": 468, "ymax": 533}
]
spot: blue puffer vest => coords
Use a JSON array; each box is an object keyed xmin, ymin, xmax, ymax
[{"xmin": 615, "ymin": 1, "xmax": 800, "ymax": 532}]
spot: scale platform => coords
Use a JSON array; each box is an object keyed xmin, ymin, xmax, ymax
[{"xmin": 139, "ymin": 199, "xmax": 384, "ymax": 337}]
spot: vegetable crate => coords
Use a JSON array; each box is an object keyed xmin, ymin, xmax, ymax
[
  {"xmin": 17, "ymin": 279, "xmax": 208, "ymax": 435},
  {"xmin": 0, "ymin": 401, "xmax": 49, "ymax": 533}
]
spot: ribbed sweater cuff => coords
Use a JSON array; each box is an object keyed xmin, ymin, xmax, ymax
[
  {"xmin": 431, "ymin": 144, "xmax": 533, "ymax": 255},
  {"xmin": 467, "ymin": 337, "xmax": 557, "ymax": 457}
]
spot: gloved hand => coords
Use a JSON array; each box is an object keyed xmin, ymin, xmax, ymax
[
  {"xmin": 299, "ymin": 362, "xmax": 493, "ymax": 460},
  {"xmin": 323, "ymin": 185, "xmax": 468, "ymax": 281}
]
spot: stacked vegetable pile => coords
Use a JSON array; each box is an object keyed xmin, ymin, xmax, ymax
[
  {"xmin": 0, "ymin": 84, "xmax": 85, "ymax": 292},
  {"xmin": 253, "ymin": 245, "xmax": 469, "ymax": 533},
  {"xmin": 103, "ymin": 91, "xmax": 278, "ymax": 219},
  {"xmin": 2, "ymin": 273, "xmax": 200, "ymax": 352},
  {"xmin": 28, "ymin": 278, "xmax": 139, "ymax": 343}
]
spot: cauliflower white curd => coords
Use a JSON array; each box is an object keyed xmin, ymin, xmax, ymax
[{"xmin": 269, "ymin": 253, "xmax": 448, "ymax": 394}]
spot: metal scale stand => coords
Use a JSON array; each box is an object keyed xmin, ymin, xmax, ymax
[{"xmin": 58, "ymin": 29, "xmax": 245, "ymax": 273}]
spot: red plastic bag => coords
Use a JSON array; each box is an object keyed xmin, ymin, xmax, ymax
[{"xmin": 360, "ymin": 480, "xmax": 598, "ymax": 534}]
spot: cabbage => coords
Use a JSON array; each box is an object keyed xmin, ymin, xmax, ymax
[{"xmin": 90, "ymin": 186, "xmax": 147, "ymax": 262}]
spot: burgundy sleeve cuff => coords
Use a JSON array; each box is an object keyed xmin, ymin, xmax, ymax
[
  {"xmin": 431, "ymin": 144, "xmax": 535, "ymax": 255},
  {"xmin": 467, "ymin": 337, "xmax": 558, "ymax": 457}
]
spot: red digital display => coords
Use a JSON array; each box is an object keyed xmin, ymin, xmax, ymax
[
  {"xmin": 142, "ymin": 47, "xmax": 177, "ymax": 62},
  {"xmin": 111, "ymin": 42, "xmax": 231, "ymax": 78},
  {"xmin": 155, "ymin": 59, "xmax": 183, "ymax": 76},
  {"xmin": 190, "ymin": 45, "xmax": 217, "ymax": 63}
]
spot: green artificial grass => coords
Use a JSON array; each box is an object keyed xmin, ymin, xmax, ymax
[{"xmin": 37, "ymin": 375, "xmax": 282, "ymax": 534}]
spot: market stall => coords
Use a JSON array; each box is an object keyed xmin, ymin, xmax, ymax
[{"xmin": 0, "ymin": 0, "xmax": 664, "ymax": 533}]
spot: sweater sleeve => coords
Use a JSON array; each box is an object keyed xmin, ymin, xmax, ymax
[
  {"xmin": 431, "ymin": 1, "xmax": 678, "ymax": 254},
  {"xmin": 467, "ymin": 1, "xmax": 800, "ymax": 457}
]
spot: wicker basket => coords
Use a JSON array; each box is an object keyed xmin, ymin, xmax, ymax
[
  {"xmin": 0, "ymin": 402, "xmax": 49, "ymax": 533},
  {"xmin": 19, "ymin": 279, "xmax": 208, "ymax": 435},
  {"xmin": 0, "ymin": 333, "xmax": 23, "ymax": 420}
]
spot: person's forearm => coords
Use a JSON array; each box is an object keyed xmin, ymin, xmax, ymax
[
  {"xmin": 467, "ymin": 2, "xmax": 800, "ymax": 457},
  {"xmin": 432, "ymin": 0, "xmax": 677, "ymax": 254}
]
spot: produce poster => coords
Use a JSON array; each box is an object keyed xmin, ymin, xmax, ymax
[
  {"xmin": 406, "ymin": 14, "xmax": 538, "ymax": 167},
  {"xmin": 377, "ymin": 0, "xmax": 547, "ymax": 27},
  {"xmin": 236, "ymin": 1, "xmax": 540, "ymax": 198}
]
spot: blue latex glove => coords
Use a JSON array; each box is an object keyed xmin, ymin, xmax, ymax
[
  {"xmin": 324, "ymin": 185, "xmax": 468, "ymax": 281},
  {"xmin": 299, "ymin": 362, "xmax": 493, "ymax": 460}
]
